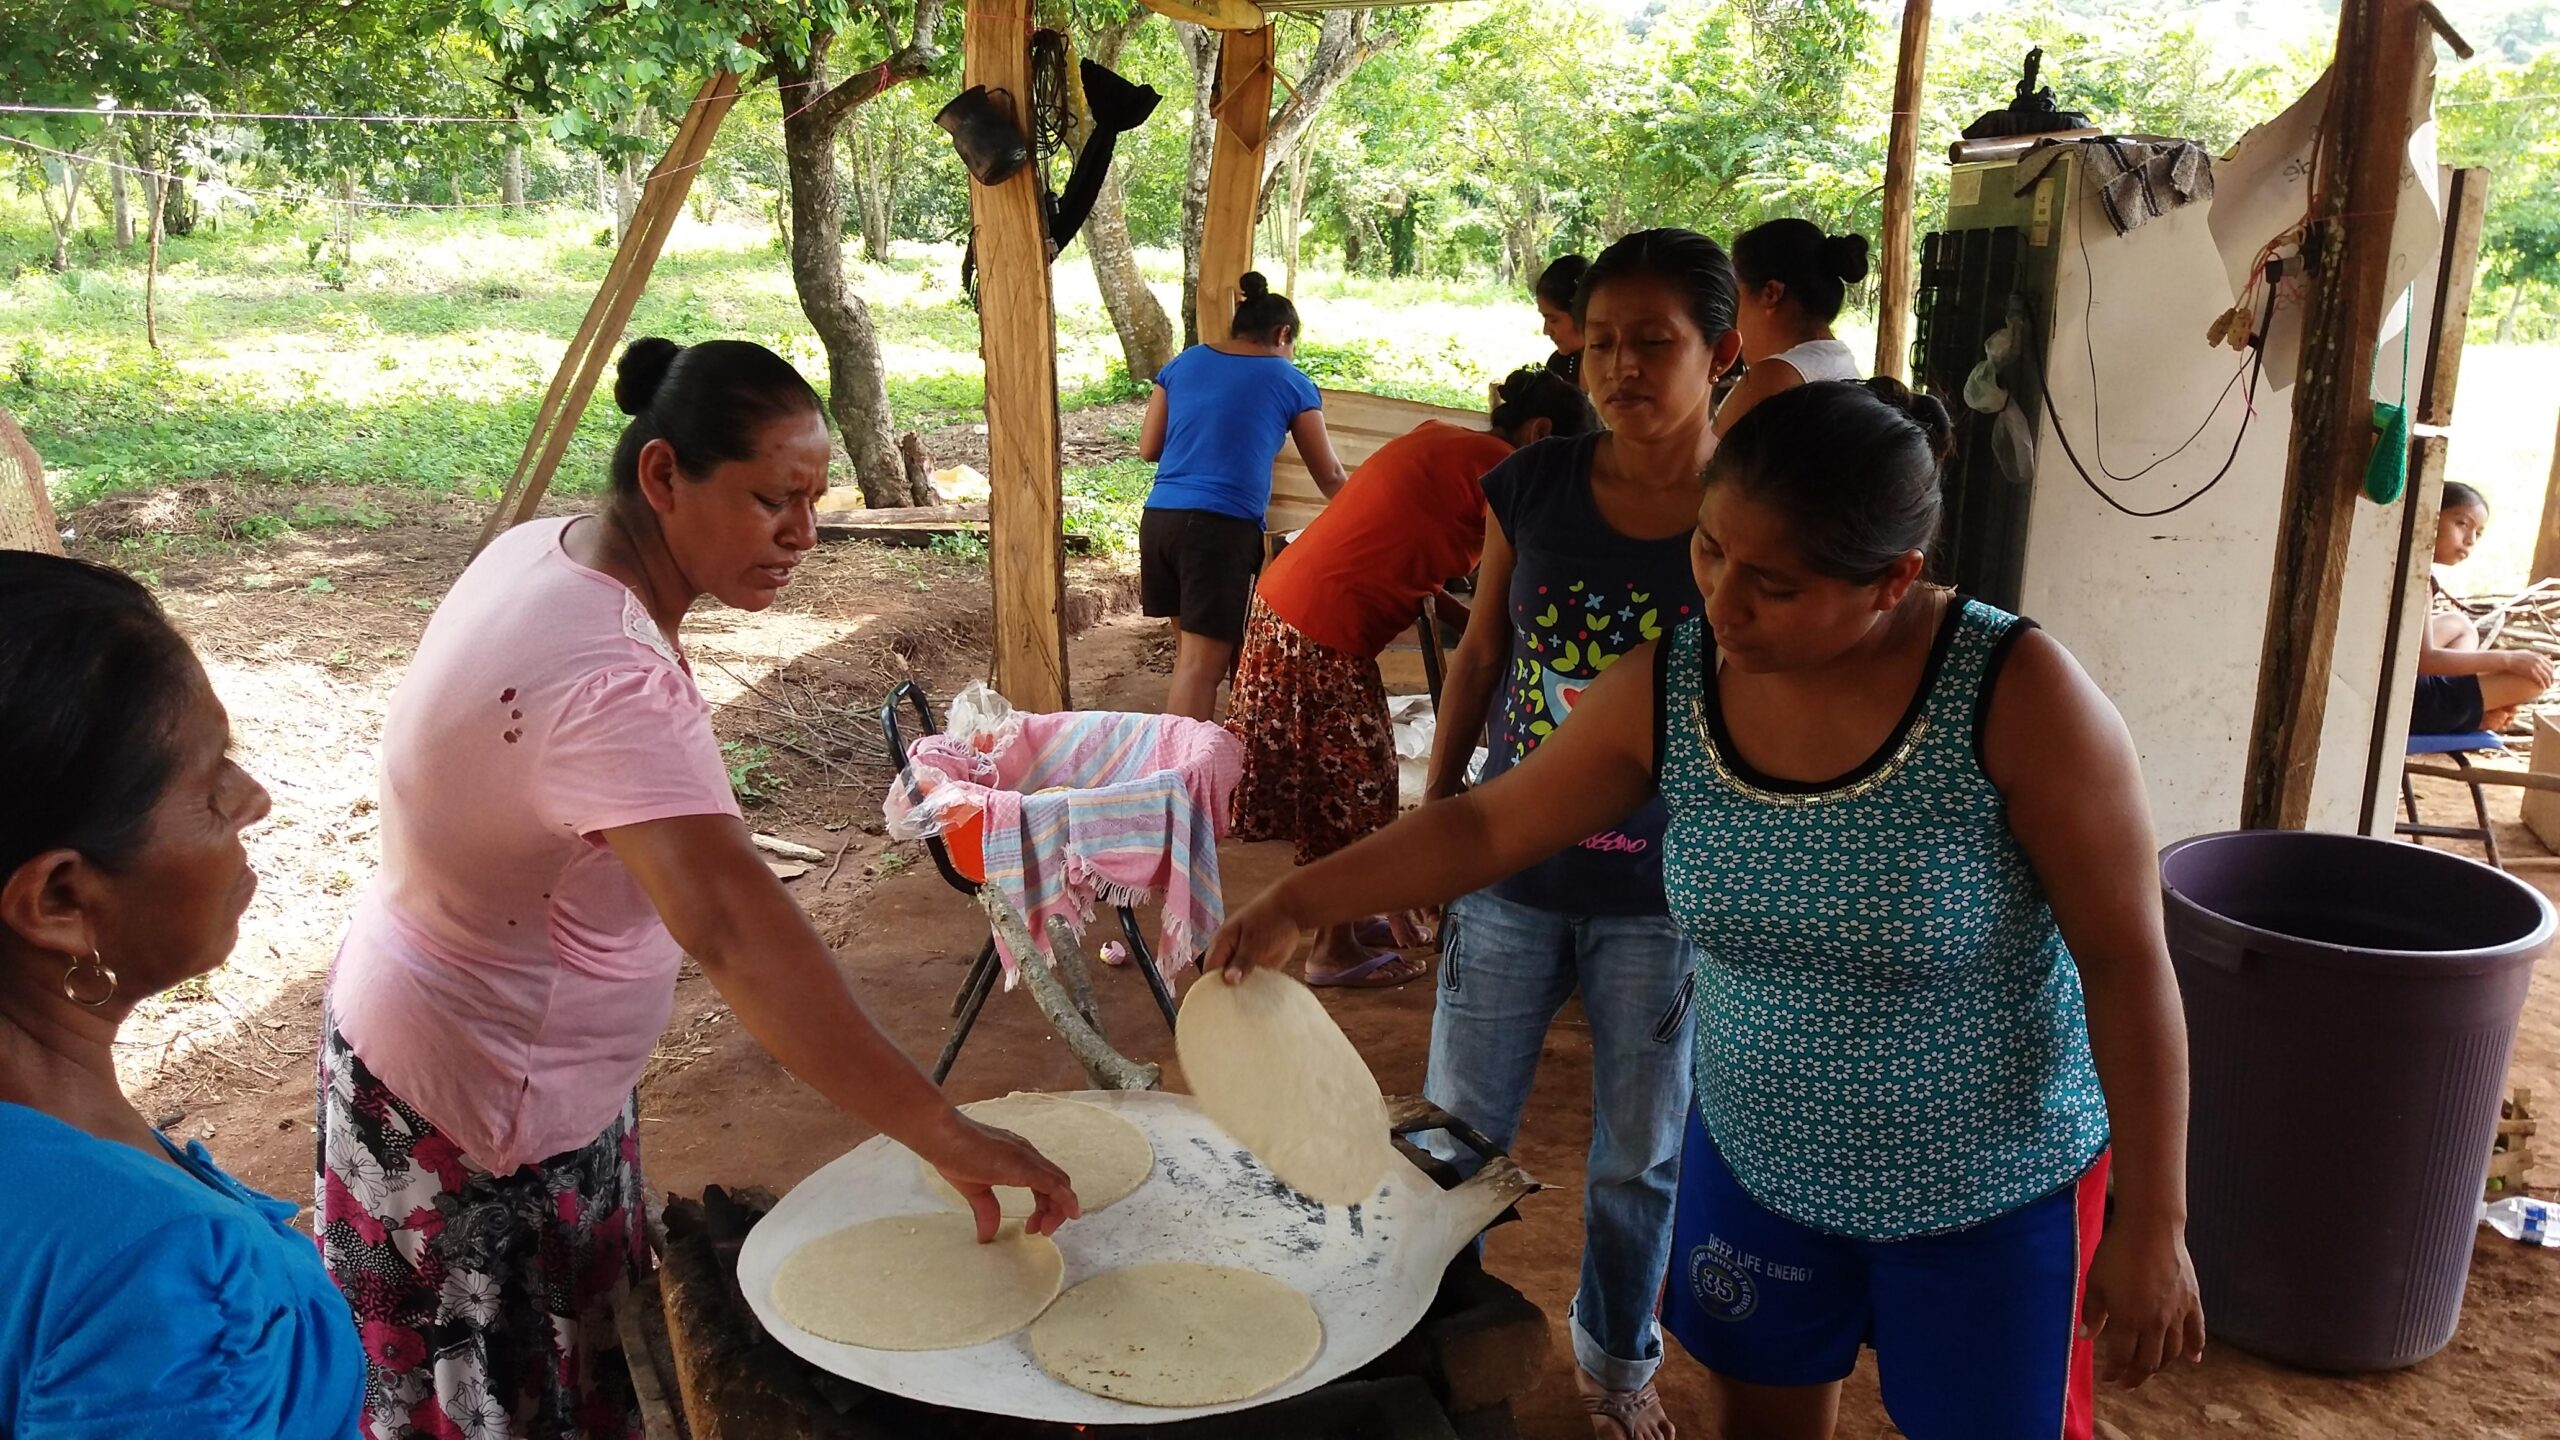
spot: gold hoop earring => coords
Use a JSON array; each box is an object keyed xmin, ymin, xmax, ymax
[{"xmin": 61, "ymin": 952, "xmax": 118, "ymax": 1008}]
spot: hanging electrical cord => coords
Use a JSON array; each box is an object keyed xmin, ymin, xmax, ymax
[
  {"xmin": 2040, "ymin": 267, "xmax": 2281, "ymax": 520},
  {"xmin": 2067, "ymin": 205, "xmax": 2260, "ymax": 483}
]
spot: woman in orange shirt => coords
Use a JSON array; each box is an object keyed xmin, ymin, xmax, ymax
[{"xmin": 1228, "ymin": 368, "xmax": 1596, "ymax": 985}]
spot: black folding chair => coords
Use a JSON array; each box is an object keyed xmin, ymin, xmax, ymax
[{"xmin": 881, "ymin": 681, "xmax": 1182, "ymax": 1084}]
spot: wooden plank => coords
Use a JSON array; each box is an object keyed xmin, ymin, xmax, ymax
[
  {"xmin": 1267, "ymin": 387, "xmax": 1486, "ymax": 533},
  {"xmin": 2520, "ymin": 711, "xmax": 2560, "ymax": 848},
  {"xmin": 2239, "ymin": 0, "xmax": 2431, "ymax": 830},
  {"xmin": 2405, "ymin": 761, "xmax": 2560, "ymax": 794},
  {"xmin": 815, "ymin": 503, "xmax": 987, "ymax": 527},
  {"xmin": 476, "ymin": 73, "xmax": 741, "ymax": 552},
  {"xmin": 968, "ymin": 0, "xmax": 1070, "ymax": 712},
  {"xmin": 1873, "ymin": 0, "xmax": 1933, "ymax": 384},
  {"xmin": 1198, "ymin": 25, "xmax": 1276, "ymax": 346},
  {"xmin": 2418, "ymin": 169, "xmax": 2490, "ymax": 426},
  {"xmin": 2361, "ymin": 168, "xmax": 2487, "ymax": 833},
  {"xmin": 2535, "ymin": 403, "xmax": 2560, "ymax": 582}
]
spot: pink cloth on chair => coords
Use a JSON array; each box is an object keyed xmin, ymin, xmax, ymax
[{"xmin": 896, "ymin": 710, "xmax": 1243, "ymax": 979}]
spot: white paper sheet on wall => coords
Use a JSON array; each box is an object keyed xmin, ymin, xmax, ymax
[{"xmin": 2208, "ymin": 48, "xmax": 2442, "ymax": 392}]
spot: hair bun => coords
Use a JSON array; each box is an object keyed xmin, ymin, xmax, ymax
[
  {"xmin": 1861, "ymin": 376, "xmax": 1955, "ymax": 463},
  {"xmin": 614, "ymin": 337, "xmax": 683, "ymax": 416},
  {"xmin": 1237, "ymin": 270, "xmax": 1271, "ymax": 301},
  {"xmin": 1820, "ymin": 233, "xmax": 1872, "ymax": 286}
]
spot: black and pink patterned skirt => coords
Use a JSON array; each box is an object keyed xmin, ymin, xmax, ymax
[
  {"xmin": 315, "ymin": 1012, "xmax": 646, "ymax": 1440},
  {"xmin": 1226, "ymin": 595, "xmax": 1400, "ymax": 866}
]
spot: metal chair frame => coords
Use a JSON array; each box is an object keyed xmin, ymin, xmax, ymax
[{"xmin": 881, "ymin": 681, "xmax": 1182, "ymax": 1084}]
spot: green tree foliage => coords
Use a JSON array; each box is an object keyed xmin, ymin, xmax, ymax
[{"xmin": 2438, "ymin": 52, "xmax": 2560, "ymax": 338}]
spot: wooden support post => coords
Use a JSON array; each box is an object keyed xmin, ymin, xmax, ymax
[
  {"xmin": 475, "ymin": 72, "xmax": 742, "ymax": 553},
  {"xmin": 2239, "ymin": 0, "xmax": 2430, "ymax": 831},
  {"xmin": 1198, "ymin": 24, "xmax": 1276, "ymax": 345},
  {"xmin": 1874, "ymin": 0, "xmax": 1932, "ymax": 384},
  {"xmin": 2362, "ymin": 167, "xmax": 2489, "ymax": 834},
  {"xmin": 2535, "ymin": 404, "xmax": 2560, "ymax": 582},
  {"xmin": 967, "ymin": 0, "xmax": 1072, "ymax": 712}
]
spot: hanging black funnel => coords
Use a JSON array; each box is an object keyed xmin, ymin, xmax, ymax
[{"xmin": 936, "ymin": 86, "xmax": 1032, "ymax": 186}]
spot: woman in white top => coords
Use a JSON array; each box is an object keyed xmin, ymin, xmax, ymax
[{"xmin": 1716, "ymin": 219, "xmax": 1869, "ymax": 434}]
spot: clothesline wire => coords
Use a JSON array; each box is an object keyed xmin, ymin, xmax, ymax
[
  {"xmin": 0, "ymin": 82, "xmax": 750, "ymax": 129},
  {"xmin": 0, "ymin": 102, "xmax": 523, "ymax": 125},
  {"xmin": 0, "ymin": 130, "xmax": 714, "ymax": 211}
]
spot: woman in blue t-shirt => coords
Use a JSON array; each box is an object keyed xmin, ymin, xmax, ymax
[
  {"xmin": 1411, "ymin": 228, "xmax": 1741, "ymax": 1438},
  {"xmin": 0, "ymin": 554, "xmax": 364, "ymax": 1440},
  {"xmin": 1139, "ymin": 270, "xmax": 1348, "ymax": 719}
]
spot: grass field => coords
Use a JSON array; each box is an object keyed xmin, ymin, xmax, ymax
[
  {"xmin": 0, "ymin": 205, "xmax": 1532, "ymax": 540},
  {"xmin": 4, "ymin": 203, "xmax": 2554, "ymax": 586}
]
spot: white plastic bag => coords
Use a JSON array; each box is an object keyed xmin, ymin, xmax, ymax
[{"xmin": 942, "ymin": 680, "xmax": 1017, "ymax": 746}]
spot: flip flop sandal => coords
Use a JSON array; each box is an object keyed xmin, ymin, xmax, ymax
[
  {"xmin": 1580, "ymin": 1380, "xmax": 1669, "ymax": 1440},
  {"xmin": 1306, "ymin": 949, "xmax": 1430, "ymax": 988}
]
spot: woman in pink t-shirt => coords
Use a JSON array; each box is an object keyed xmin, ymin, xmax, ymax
[{"xmin": 317, "ymin": 338, "xmax": 1079, "ymax": 1440}]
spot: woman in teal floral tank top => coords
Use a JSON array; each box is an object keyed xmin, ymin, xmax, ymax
[{"xmin": 1210, "ymin": 380, "xmax": 2204, "ymax": 1440}]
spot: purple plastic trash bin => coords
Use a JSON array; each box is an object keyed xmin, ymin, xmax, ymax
[{"xmin": 2161, "ymin": 830, "xmax": 2552, "ymax": 1371}]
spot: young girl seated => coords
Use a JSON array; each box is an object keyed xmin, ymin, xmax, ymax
[
  {"xmin": 2414, "ymin": 482, "xmax": 2552, "ymax": 736},
  {"xmin": 1139, "ymin": 271, "xmax": 1349, "ymax": 720},
  {"xmin": 1227, "ymin": 369, "xmax": 1597, "ymax": 986}
]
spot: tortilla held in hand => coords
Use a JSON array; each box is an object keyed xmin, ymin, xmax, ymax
[{"xmin": 1176, "ymin": 967, "xmax": 1392, "ymax": 1206}]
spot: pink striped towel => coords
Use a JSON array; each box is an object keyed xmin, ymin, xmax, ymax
[{"xmin": 889, "ymin": 710, "xmax": 1243, "ymax": 980}]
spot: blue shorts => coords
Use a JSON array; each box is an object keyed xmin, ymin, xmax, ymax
[{"xmin": 1662, "ymin": 1108, "xmax": 2107, "ymax": 1440}]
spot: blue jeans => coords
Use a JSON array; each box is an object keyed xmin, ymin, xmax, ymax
[{"xmin": 1424, "ymin": 888, "xmax": 1699, "ymax": 1391}]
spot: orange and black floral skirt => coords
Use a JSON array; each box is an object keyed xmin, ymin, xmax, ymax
[{"xmin": 1227, "ymin": 595, "xmax": 1398, "ymax": 866}]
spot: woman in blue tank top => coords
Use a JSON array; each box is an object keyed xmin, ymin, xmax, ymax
[
  {"xmin": 1414, "ymin": 228, "xmax": 1741, "ymax": 1439},
  {"xmin": 1210, "ymin": 381, "xmax": 2204, "ymax": 1440}
]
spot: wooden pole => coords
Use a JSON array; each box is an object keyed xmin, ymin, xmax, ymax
[
  {"xmin": 1873, "ymin": 0, "xmax": 1932, "ymax": 384},
  {"xmin": 2535, "ymin": 404, "xmax": 2560, "ymax": 582},
  {"xmin": 2240, "ymin": 0, "xmax": 2431, "ymax": 830},
  {"xmin": 2361, "ymin": 167, "xmax": 2489, "ymax": 834},
  {"xmin": 474, "ymin": 73, "xmax": 741, "ymax": 553},
  {"xmin": 1197, "ymin": 25, "xmax": 1276, "ymax": 345},
  {"xmin": 968, "ymin": 0, "xmax": 1072, "ymax": 712}
]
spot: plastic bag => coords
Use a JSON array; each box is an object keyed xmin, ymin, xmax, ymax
[
  {"xmin": 943, "ymin": 680, "xmax": 1017, "ymax": 747},
  {"xmin": 882, "ymin": 681, "xmax": 1018, "ymax": 841}
]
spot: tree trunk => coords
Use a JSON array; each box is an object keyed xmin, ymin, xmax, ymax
[
  {"xmin": 614, "ymin": 111, "xmax": 650, "ymax": 242},
  {"xmin": 501, "ymin": 141, "xmax": 527, "ymax": 207},
  {"xmin": 450, "ymin": 172, "xmax": 465, "ymax": 208},
  {"xmin": 111, "ymin": 136, "xmax": 133, "ymax": 249},
  {"xmin": 1250, "ymin": 12, "xmax": 1401, "ymax": 220},
  {"xmin": 2498, "ymin": 284, "xmax": 2523, "ymax": 343},
  {"xmin": 338, "ymin": 169, "xmax": 358, "ymax": 264},
  {"xmin": 1082, "ymin": 17, "xmax": 1177, "ymax": 381},
  {"xmin": 847, "ymin": 124, "xmax": 895, "ymax": 261},
  {"xmin": 1178, "ymin": 23, "xmax": 1221, "ymax": 348},
  {"xmin": 775, "ymin": 47, "xmax": 934, "ymax": 509},
  {"xmin": 41, "ymin": 156, "xmax": 88, "ymax": 270},
  {"xmin": 145, "ymin": 170, "xmax": 167, "ymax": 350},
  {"xmin": 1343, "ymin": 221, "xmax": 1362, "ymax": 273},
  {"xmin": 1284, "ymin": 146, "xmax": 1307, "ymax": 296}
]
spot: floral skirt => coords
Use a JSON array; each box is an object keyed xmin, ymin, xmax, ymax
[
  {"xmin": 1227, "ymin": 596, "xmax": 1398, "ymax": 866},
  {"xmin": 316, "ymin": 1013, "xmax": 646, "ymax": 1440}
]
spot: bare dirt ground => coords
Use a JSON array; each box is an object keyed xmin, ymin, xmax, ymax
[{"xmin": 69, "ymin": 486, "xmax": 2560, "ymax": 1440}]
